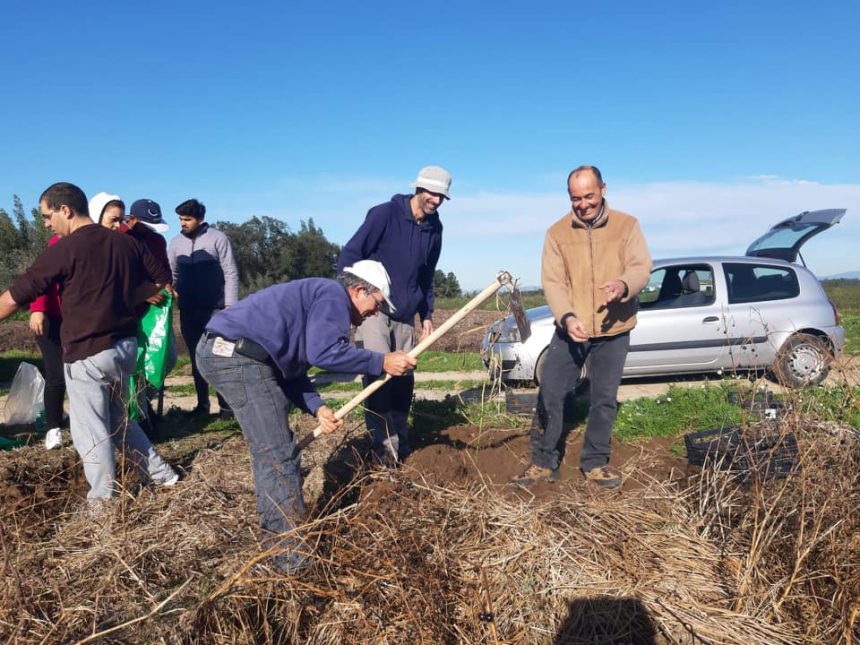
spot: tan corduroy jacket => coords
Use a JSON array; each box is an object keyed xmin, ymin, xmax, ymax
[{"xmin": 542, "ymin": 201, "xmax": 652, "ymax": 339}]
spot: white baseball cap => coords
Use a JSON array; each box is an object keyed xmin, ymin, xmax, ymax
[{"xmin": 343, "ymin": 260, "xmax": 396, "ymax": 313}]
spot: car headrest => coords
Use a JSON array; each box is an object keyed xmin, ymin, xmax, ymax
[{"xmin": 682, "ymin": 271, "xmax": 700, "ymax": 293}]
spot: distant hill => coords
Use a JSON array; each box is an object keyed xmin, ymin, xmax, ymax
[{"xmin": 821, "ymin": 271, "xmax": 860, "ymax": 280}]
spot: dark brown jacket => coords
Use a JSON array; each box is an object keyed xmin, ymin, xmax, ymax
[{"xmin": 10, "ymin": 224, "xmax": 169, "ymax": 362}]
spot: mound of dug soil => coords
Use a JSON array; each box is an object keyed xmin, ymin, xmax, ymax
[{"xmin": 405, "ymin": 424, "xmax": 687, "ymax": 492}]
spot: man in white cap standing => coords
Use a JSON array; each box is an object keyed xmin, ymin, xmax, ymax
[
  {"xmin": 196, "ymin": 261, "xmax": 417, "ymax": 573},
  {"xmin": 337, "ymin": 165, "xmax": 451, "ymax": 465}
]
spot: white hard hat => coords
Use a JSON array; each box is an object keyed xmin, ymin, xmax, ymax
[{"xmin": 343, "ymin": 260, "xmax": 396, "ymax": 313}]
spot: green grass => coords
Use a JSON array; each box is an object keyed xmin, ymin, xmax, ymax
[
  {"xmin": 164, "ymin": 383, "xmax": 203, "ymax": 397},
  {"xmin": 310, "ymin": 351, "xmax": 484, "ymax": 379},
  {"xmin": 410, "ymin": 396, "xmax": 526, "ymax": 436},
  {"xmin": 794, "ymin": 384, "xmax": 860, "ymax": 427},
  {"xmin": 612, "ymin": 381, "xmax": 860, "ymax": 445},
  {"xmin": 172, "ymin": 355, "xmax": 192, "ymax": 372},
  {"xmin": 614, "ymin": 384, "xmax": 743, "ymax": 443},
  {"xmin": 417, "ymin": 351, "xmax": 483, "ymax": 372},
  {"xmin": 315, "ymin": 377, "xmax": 488, "ymax": 394},
  {"xmin": 840, "ymin": 313, "xmax": 859, "ymax": 356},
  {"xmin": 315, "ymin": 379, "xmax": 363, "ymax": 393},
  {"xmin": 0, "ymin": 311, "xmax": 32, "ymax": 323},
  {"xmin": 823, "ymin": 280, "xmax": 860, "ymax": 312},
  {"xmin": 435, "ymin": 291, "xmax": 547, "ymax": 312}
]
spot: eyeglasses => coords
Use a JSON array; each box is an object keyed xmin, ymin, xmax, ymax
[{"xmin": 366, "ymin": 289, "xmax": 387, "ymax": 311}]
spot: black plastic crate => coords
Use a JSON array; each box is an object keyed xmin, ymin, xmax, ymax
[
  {"xmin": 726, "ymin": 389, "xmax": 788, "ymax": 420},
  {"xmin": 685, "ymin": 427, "xmax": 740, "ymax": 467},
  {"xmin": 732, "ymin": 432, "xmax": 799, "ymax": 480},
  {"xmin": 684, "ymin": 426, "xmax": 799, "ymax": 480}
]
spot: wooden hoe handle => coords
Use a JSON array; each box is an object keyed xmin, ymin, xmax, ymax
[{"xmin": 297, "ymin": 272, "xmax": 513, "ymax": 450}]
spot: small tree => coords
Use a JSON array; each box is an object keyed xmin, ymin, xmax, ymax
[{"xmin": 433, "ymin": 269, "xmax": 462, "ymax": 298}]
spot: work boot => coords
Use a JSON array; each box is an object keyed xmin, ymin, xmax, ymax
[
  {"xmin": 582, "ymin": 465, "xmax": 622, "ymax": 489},
  {"xmin": 513, "ymin": 464, "xmax": 560, "ymax": 487}
]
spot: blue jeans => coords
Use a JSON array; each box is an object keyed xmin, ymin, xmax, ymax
[
  {"xmin": 180, "ymin": 307, "xmax": 230, "ymax": 412},
  {"xmin": 530, "ymin": 330, "xmax": 630, "ymax": 472},
  {"xmin": 195, "ymin": 335, "xmax": 308, "ymax": 569}
]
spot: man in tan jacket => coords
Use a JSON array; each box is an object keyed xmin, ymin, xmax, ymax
[{"xmin": 516, "ymin": 166, "xmax": 651, "ymax": 489}]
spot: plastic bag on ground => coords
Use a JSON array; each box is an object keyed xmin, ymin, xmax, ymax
[{"xmin": 3, "ymin": 362, "xmax": 46, "ymax": 429}]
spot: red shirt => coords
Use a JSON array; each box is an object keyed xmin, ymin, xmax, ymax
[{"xmin": 29, "ymin": 235, "xmax": 62, "ymax": 318}]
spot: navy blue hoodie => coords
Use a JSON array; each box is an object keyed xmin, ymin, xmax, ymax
[
  {"xmin": 337, "ymin": 194, "xmax": 442, "ymax": 324},
  {"xmin": 206, "ymin": 278, "xmax": 384, "ymax": 414}
]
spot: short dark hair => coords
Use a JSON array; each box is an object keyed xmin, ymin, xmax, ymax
[
  {"xmin": 566, "ymin": 165, "xmax": 604, "ymax": 191},
  {"xmin": 99, "ymin": 199, "xmax": 126, "ymax": 224},
  {"xmin": 175, "ymin": 198, "xmax": 206, "ymax": 220},
  {"xmin": 40, "ymin": 182, "xmax": 88, "ymax": 216}
]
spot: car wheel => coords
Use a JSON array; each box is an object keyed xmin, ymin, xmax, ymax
[
  {"xmin": 774, "ymin": 333, "xmax": 832, "ymax": 388},
  {"xmin": 534, "ymin": 348, "xmax": 588, "ymax": 391},
  {"xmin": 534, "ymin": 349, "xmax": 548, "ymax": 386}
]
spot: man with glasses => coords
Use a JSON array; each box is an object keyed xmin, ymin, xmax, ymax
[
  {"xmin": 337, "ymin": 166, "xmax": 451, "ymax": 465},
  {"xmin": 0, "ymin": 182, "xmax": 179, "ymax": 510},
  {"xmin": 196, "ymin": 260, "xmax": 416, "ymax": 573}
]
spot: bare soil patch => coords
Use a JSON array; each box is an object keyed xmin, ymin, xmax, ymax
[
  {"xmin": 406, "ymin": 424, "xmax": 687, "ymax": 494},
  {"xmin": 0, "ymin": 322, "xmax": 38, "ymax": 355}
]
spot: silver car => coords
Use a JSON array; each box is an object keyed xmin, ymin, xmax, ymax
[{"xmin": 482, "ymin": 209, "xmax": 847, "ymax": 389}]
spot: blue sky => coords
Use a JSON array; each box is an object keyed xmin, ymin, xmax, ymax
[{"xmin": 1, "ymin": 0, "xmax": 858, "ymax": 289}]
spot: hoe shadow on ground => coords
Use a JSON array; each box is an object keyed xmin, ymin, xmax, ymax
[{"xmin": 554, "ymin": 596, "xmax": 658, "ymax": 645}]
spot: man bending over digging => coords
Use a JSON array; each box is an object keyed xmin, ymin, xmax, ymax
[{"xmin": 196, "ymin": 260, "xmax": 416, "ymax": 574}]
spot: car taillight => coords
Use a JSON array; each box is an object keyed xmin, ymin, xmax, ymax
[{"xmin": 829, "ymin": 299, "xmax": 840, "ymax": 326}]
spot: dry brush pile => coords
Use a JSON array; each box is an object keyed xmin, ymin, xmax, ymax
[{"xmin": 0, "ymin": 409, "xmax": 858, "ymax": 643}]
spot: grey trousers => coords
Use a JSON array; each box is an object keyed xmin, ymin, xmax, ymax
[
  {"xmin": 64, "ymin": 337, "xmax": 177, "ymax": 501},
  {"xmin": 355, "ymin": 312, "xmax": 415, "ymax": 460},
  {"xmin": 530, "ymin": 330, "xmax": 630, "ymax": 472}
]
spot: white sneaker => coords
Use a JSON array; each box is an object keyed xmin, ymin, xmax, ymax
[
  {"xmin": 45, "ymin": 428, "xmax": 63, "ymax": 450},
  {"xmin": 160, "ymin": 471, "xmax": 180, "ymax": 487}
]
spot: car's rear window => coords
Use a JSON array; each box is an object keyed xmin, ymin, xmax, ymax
[{"xmin": 724, "ymin": 263, "xmax": 800, "ymax": 304}]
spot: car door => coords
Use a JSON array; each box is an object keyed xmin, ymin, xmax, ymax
[
  {"xmin": 721, "ymin": 261, "xmax": 802, "ymax": 370},
  {"xmin": 625, "ymin": 262, "xmax": 727, "ymax": 375}
]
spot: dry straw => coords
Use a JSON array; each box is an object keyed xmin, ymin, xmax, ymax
[{"xmin": 0, "ymin": 377, "xmax": 858, "ymax": 643}]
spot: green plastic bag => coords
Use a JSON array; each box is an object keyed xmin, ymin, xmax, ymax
[
  {"xmin": 129, "ymin": 291, "xmax": 176, "ymax": 420},
  {"xmin": 138, "ymin": 291, "xmax": 175, "ymax": 389}
]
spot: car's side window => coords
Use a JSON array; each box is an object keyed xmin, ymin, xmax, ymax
[
  {"xmin": 639, "ymin": 264, "xmax": 716, "ymax": 310},
  {"xmin": 724, "ymin": 263, "xmax": 799, "ymax": 304}
]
